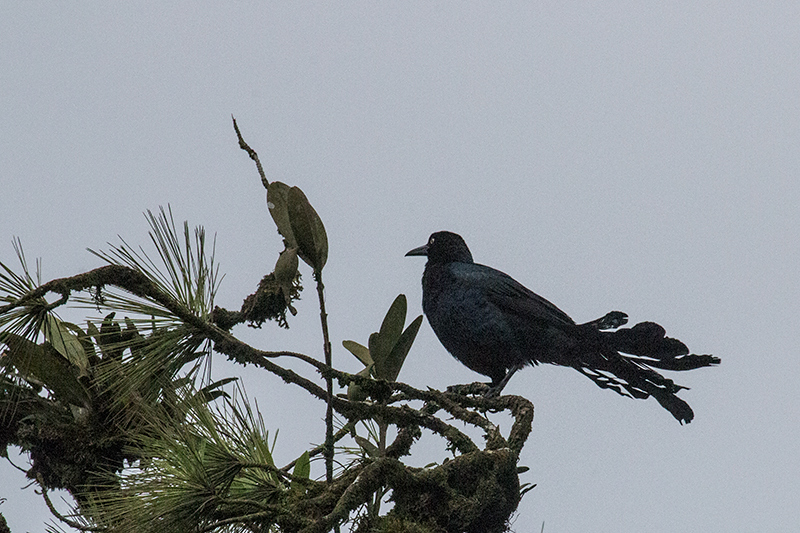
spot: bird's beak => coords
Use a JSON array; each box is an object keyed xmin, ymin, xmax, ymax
[{"xmin": 405, "ymin": 244, "xmax": 429, "ymax": 257}]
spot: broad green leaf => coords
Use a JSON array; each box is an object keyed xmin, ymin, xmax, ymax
[
  {"xmin": 1, "ymin": 332, "xmax": 90, "ymax": 406},
  {"xmin": 379, "ymin": 295, "xmax": 407, "ymax": 349},
  {"xmin": 292, "ymin": 450, "xmax": 310, "ymax": 481},
  {"xmin": 97, "ymin": 312, "xmax": 123, "ymax": 361},
  {"xmin": 342, "ymin": 340, "xmax": 373, "ymax": 367},
  {"xmin": 274, "ymin": 247, "xmax": 299, "ymax": 315},
  {"xmin": 86, "ymin": 321, "xmax": 101, "ymax": 337},
  {"xmin": 381, "ymin": 314, "xmax": 423, "ymax": 382},
  {"xmin": 60, "ymin": 321, "xmax": 88, "ymax": 338},
  {"xmin": 367, "ymin": 332, "xmax": 385, "ymax": 377},
  {"xmin": 122, "ymin": 317, "xmax": 145, "ymax": 359},
  {"xmin": 85, "ymin": 322, "xmax": 102, "ymax": 362},
  {"xmin": 354, "ymin": 435, "xmax": 379, "ymax": 458},
  {"xmin": 266, "ymin": 181, "xmax": 298, "ymax": 248},
  {"xmin": 274, "ymin": 247, "xmax": 299, "ymax": 288},
  {"xmin": 63, "ymin": 321, "xmax": 99, "ymax": 367},
  {"xmin": 287, "ymin": 186, "xmax": 328, "ymax": 271},
  {"xmin": 371, "ymin": 295, "xmax": 407, "ymax": 380},
  {"xmin": 347, "ymin": 366, "xmax": 373, "ymax": 401},
  {"xmin": 43, "ymin": 315, "xmax": 89, "ymax": 377}
]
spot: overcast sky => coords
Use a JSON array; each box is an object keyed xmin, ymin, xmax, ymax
[{"xmin": 2, "ymin": 3, "xmax": 798, "ymax": 532}]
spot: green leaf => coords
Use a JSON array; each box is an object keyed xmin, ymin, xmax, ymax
[
  {"xmin": 382, "ymin": 314, "xmax": 423, "ymax": 382},
  {"xmin": 274, "ymin": 247, "xmax": 299, "ymax": 315},
  {"xmin": 287, "ymin": 186, "xmax": 328, "ymax": 271},
  {"xmin": 60, "ymin": 320, "xmax": 88, "ymax": 338},
  {"xmin": 379, "ymin": 295, "xmax": 407, "ymax": 348},
  {"xmin": 43, "ymin": 315, "xmax": 89, "ymax": 377},
  {"xmin": 69, "ymin": 321, "xmax": 99, "ymax": 367},
  {"xmin": 354, "ymin": 435, "xmax": 380, "ymax": 458},
  {"xmin": 266, "ymin": 182, "xmax": 298, "ymax": 249},
  {"xmin": 122, "ymin": 317, "xmax": 146, "ymax": 359},
  {"xmin": 196, "ymin": 377, "xmax": 238, "ymax": 403},
  {"xmin": 84, "ymin": 206, "xmax": 221, "ymax": 320},
  {"xmin": 97, "ymin": 312, "xmax": 124, "ymax": 361},
  {"xmin": 342, "ymin": 340, "xmax": 373, "ymax": 367},
  {"xmin": 292, "ymin": 450, "xmax": 310, "ymax": 481},
  {"xmin": 0, "ymin": 332, "xmax": 90, "ymax": 406},
  {"xmin": 371, "ymin": 295, "xmax": 407, "ymax": 380},
  {"xmin": 347, "ymin": 366, "xmax": 373, "ymax": 401},
  {"xmin": 367, "ymin": 332, "xmax": 383, "ymax": 376},
  {"xmin": 274, "ymin": 248, "xmax": 299, "ymax": 287},
  {"xmin": 86, "ymin": 321, "xmax": 101, "ymax": 337}
]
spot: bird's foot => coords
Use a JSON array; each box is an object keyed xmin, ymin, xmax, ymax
[
  {"xmin": 447, "ymin": 363, "xmax": 525, "ymax": 398},
  {"xmin": 485, "ymin": 385, "xmax": 502, "ymax": 398},
  {"xmin": 485, "ymin": 362, "xmax": 524, "ymax": 397}
]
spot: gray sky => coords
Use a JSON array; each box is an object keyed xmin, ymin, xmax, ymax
[{"xmin": 2, "ymin": 3, "xmax": 798, "ymax": 532}]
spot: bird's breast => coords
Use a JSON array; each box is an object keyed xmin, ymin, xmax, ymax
[{"xmin": 422, "ymin": 265, "xmax": 527, "ymax": 378}]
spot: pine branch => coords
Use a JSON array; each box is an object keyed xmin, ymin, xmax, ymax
[{"xmin": 3, "ymin": 263, "xmax": 534, "ymax": 531}]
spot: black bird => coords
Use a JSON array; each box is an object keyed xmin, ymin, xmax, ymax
[{"xmin": 406, "ymin": 231, "xmax": 719, "ymax": 424}]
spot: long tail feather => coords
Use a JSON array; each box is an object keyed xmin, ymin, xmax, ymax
[{"xmin": 572, "ymin": 321, "xmax": 718, "ymax": 424}]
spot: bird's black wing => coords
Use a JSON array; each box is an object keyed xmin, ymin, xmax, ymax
[{"xmin": 456, "ymin": 263, "xmax": 576, "ymax": 327}]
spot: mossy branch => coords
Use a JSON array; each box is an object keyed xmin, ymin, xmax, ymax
[{"xmin": 2, "ymin": 262, "xmax": 534, "ymax": 531}]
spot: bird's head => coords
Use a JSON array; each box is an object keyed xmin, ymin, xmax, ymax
[{"xmin": 405, "ymin": 231, "xmax": 474, "ymax": 264}]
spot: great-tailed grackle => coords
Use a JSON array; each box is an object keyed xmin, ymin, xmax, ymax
[{"xmin": 406, "ymin": 231, "xmax": 719, "ymax": 424}]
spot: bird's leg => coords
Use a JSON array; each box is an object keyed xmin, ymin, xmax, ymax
[{"xmin": 485, "ymin": 363, "xmax": 524, "ymax": 398}]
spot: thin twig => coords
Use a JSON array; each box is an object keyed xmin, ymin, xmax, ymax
[
  {"xmin": 35, "ymin": 473, "xmax": 104, "ymax": 532},
  {"xmin": 232, "ymin": 116, "xmax": 268, "ymax": 189},
  {"xmin": 314, "ymin": 269, "xmax": 335, "ymax": 485}
]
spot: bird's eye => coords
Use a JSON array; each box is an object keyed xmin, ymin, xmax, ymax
[{"xmin": 429, "ymin": 236, "xmax": 435, "ymax": 245}]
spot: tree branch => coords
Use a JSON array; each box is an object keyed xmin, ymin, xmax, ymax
[
  {"xmin": 232, "ymin": 116, "xmax": 268, "ymax": 189},
  {"xmin": 35, "ymin": 474, "xmax": 104, "ymax": 532},
  {"xmin": 3, "ymin": 262, "xmax": 535, "ymax": 532}
]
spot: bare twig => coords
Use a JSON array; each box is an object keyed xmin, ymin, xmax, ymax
[
  {"xmin": 313, "ymin": 269, "xmax": 335, "ymax": 484},
  {"xmin": 35, "ymin": 474, "xmax": 104, "ymax": 532},
  {"xmin": 232, "ymin": 116, "xmax": 268, "ymax": 189}
]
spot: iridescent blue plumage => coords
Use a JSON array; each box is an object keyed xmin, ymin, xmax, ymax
[{"xmin": 407, "ymin": 231, "xmax": 719, "ymax": 423}]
